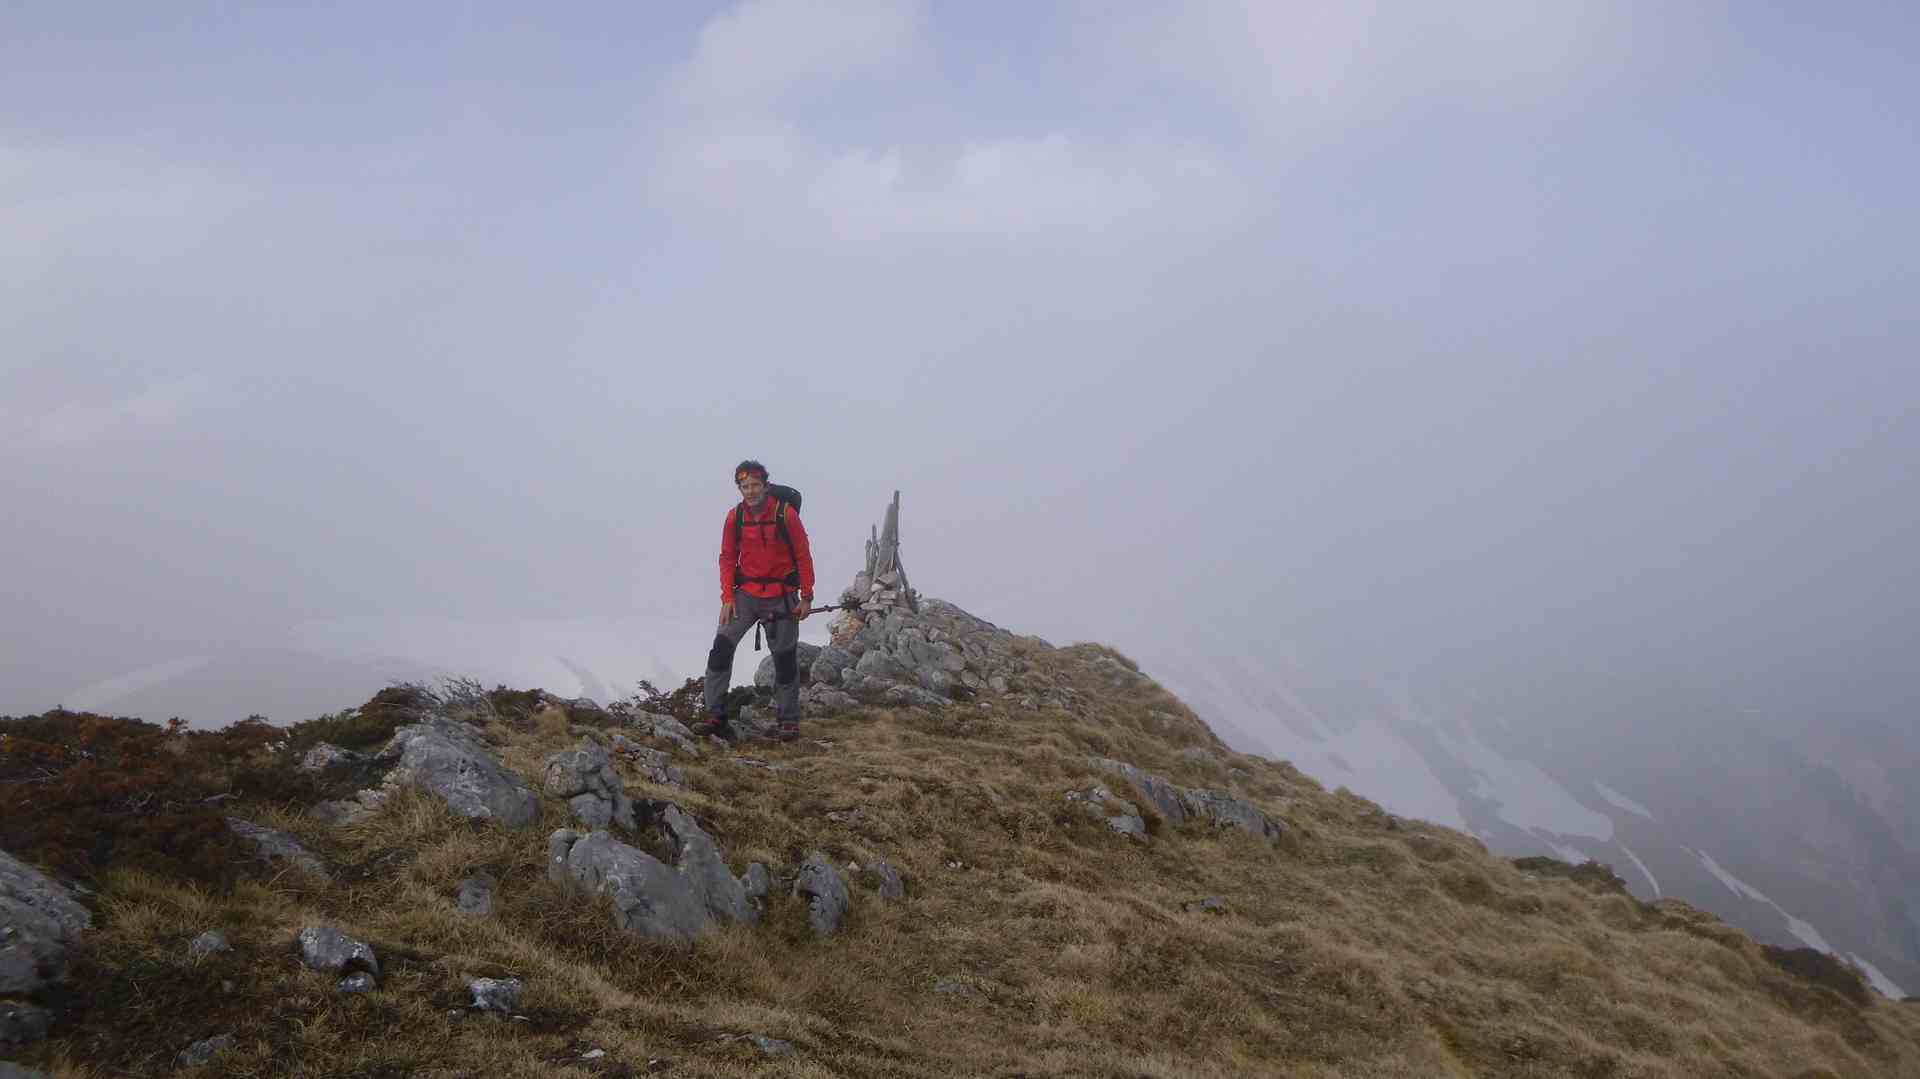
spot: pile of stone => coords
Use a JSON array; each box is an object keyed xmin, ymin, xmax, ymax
[{"xmin": 769, "ymin": 493, "xmax": 1054, "ymax": 715}]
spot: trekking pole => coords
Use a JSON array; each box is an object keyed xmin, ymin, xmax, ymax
[{"xmin": 752, "ymin": 602, "xmax": 857, "ymax": 651}]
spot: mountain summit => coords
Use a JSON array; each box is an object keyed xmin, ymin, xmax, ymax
[{"xmin": 4, "ymin": 496, "xmax": 1919, "ymax": 1077}]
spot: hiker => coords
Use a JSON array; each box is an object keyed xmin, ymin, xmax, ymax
[{"xmin": 695, "ymin": 459, "xmax": 816, "ymax": 742}]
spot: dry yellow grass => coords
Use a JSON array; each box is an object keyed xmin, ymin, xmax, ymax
[{"xmin": 13, "ymin": 645, "xmax": 1920, "ymax": 1077}]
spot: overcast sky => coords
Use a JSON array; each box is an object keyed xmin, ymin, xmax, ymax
[{"xmin": 4, "ymin": 2, "xmax": 1916, "ymax": 733}]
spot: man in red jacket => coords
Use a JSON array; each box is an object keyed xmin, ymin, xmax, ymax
[{"xmin": 695, "ymin": 459, "xmax": 816, "ymax": 742}]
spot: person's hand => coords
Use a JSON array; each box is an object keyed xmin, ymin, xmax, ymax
[
  {"xmin": 719, "ymin": 600, "xmax": 735, "ymax": 626},
  {"xmin": 794, "ymin": 596, "xmax": 812, "ymax": 621}
]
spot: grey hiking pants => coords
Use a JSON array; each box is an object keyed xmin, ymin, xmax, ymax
[{"xmin": 704, "ymin": 588, "xmax": 801, "ymax": 722}]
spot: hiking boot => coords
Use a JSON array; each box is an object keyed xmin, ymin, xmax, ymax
[
  {"xmin": 692, "ymin": 714, "xmax": 735, "ymax": 740},
  {"xmin": 776, "ymin": 721, "xmax": 801, "ymax": 743}
]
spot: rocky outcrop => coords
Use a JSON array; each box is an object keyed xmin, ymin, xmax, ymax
[
  {"xmin": 296, "ymin": 926, "xmax": 379, "ymax": 977},
  {"xmin": 755, "ymin": 642, "xmax": 822, "ymax": 689},
  {"xmin": 177, "ymin": 1033, "xmax": 235, "ymax": 1067},
  {"xmin": 0, "ymin": 849, "xmax": 91, "ymax": 997},
  {"xmin": 1065, "ymin": 785, "xmax": 1148, "ymax": 842},
  {"xmin": 544, "ymin": 739, "xmax": 638, "ymax": 832},
  {"xmin": 547, "ymin": 807, "xmax": 762, "ymax": 939},
  {"xmin": 456, "ymin": 875, "xmax": 496, "ymax": 918},
  {"xmin": 298, "ymin": 743, "xmax": 362, "ymax": 772},
  {"xmin": 226, "ymin": 817, "xmax": 330, "ymax": 879},
  {"xmin": 469, "ymin": 977, "xmax": 521, "ymax": 1014},
  {"xmin": 793, "ymin": 853, "xmax": 851, "ymax": 937},
  {"xmin": 1, "ymin": 1001, "xmax": 53, "ymax": 1046},
  {"xmin": 376, "ymin": 718, "xmax": 539, "ymax": 828},
  {"xmin": 547, "ymin": 830, "xmax": 708, "ymax": 938},
  {"xmin": 1090, "ymin": 758, "xmax": 1282, "ymax": 841},
  {"xmin": 624, "ymin": 712, "xmax": 702, "ymax": 756},
  {"xmin": 609, "ymin": 734, "xmax": 688, "ymax": 788}
]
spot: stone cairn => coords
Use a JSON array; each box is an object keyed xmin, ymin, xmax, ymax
[{"xmin": 845, "ymin": 490, "xmax": 917, "ymax": 625}]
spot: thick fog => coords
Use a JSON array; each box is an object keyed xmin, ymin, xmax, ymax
[{"xmin": 5, "ymin": 1, "xmax": 1916, "ymax": 741}]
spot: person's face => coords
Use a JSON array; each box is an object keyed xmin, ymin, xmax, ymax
[{"xmin": 737, "ymin": 473, "xmax": 767, "ymax": 506}]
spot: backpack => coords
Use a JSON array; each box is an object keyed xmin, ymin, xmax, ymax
[{"xmin": 733, "ymin": 484, "xmax": 803, "ymax": 590}]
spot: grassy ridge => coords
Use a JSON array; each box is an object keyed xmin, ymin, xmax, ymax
[{"xmin": 5, "ymin": 645, "xmax": 1919, "ymax": 1077}]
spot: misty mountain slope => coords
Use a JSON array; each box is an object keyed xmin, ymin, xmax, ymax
[
  {"xmin": 6, "ymin": 624, "xmax": 1920, "ymax": 1078},
  {"xmin": 1138, "ymin": 641, "xmax": 1920, "ymax": 1000}
]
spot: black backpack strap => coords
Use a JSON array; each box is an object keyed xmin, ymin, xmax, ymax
[
  {"xmin": 774, "ymin": 501, "xmax": 801, "ymax": 588},
  {"xmin": 731, "ymin": 498, "xmax": 802, "ymax": 590}
]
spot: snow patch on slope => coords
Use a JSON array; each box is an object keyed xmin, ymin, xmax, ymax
[
  {"xmin": 1149, "ymin": 659, "xmax": 1469, "ymax": 831},
  {"xmin": 1592, "ymin": 781, "xmax": 1655, "ymax": 820},
  {"xmin": 1616, "ymin": 843, "xmax": 1661, "ymax": 897},
  {"xmin": 1431, "ymin": 727, "xmax": 1614, "ymax": 840},
  {"xmin": 1694, "ymin": 848, "xmax": 1772, "ymax": 904},
  {"xmin": 1848, "ymin": 954, "xmax": 1908, "ymax": 1000}
]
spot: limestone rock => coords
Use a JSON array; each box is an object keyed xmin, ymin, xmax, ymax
[
  {"xmin": 377, "ymin": 718, "xmax": 540, "ymax": 828},
  {"xmin": 1089, "ymin": 757, "xmax": 1283, "ymax": 841},
  {"xmin": 748, "ymin": 1034, "xmax": 795, "ymax": 1056},
  {"xmin": 226, "ymin": 817, "xmax": 330, "ymax": 880},
  {"xmin": 658, "ymin": 806, "xmax": 758, "ymax": 925},
  {"xmin": 867, "ymin": 858, "xmax": 906, "ymax": 902},
  {"xmin": 1181, "ymin": 787, "xmax": 1284, "ymax": 841},
  {"xmin": 296, "ymin": 926, "xmax": 379, "ymax": 976},
  {"xmin": 611, "ymin": 736, "xmax": 687, "ymax": 788},
  {"xmin": 1089, "ymin": 758, "xmax": 1188, "ymax": 826},
  {"xmin": 626, "ymin": 712, "xmax": 701, "ymax": 756},
  {"xmin": 547, "ymin": 830, "xmax": 708, "ymax": 939},
  {"xmin": 297, "ymin": 742, "xmax": 361, "ymax": 772},
  {"xmin": 177, "ymin": 1032, "xmax": 235, "ymax": 1067},
  {"xmin": 1066, "ymin": 786, "xmax": 1147, "ymax": 842},
  {"xmin": 793, "ymin": 852, "xmax": 850, "ymax": 937},
  {"xmin": 0, "ymin": 1000, "xmax": 53, "ymax": 1046},
  {"xmin": 470, "ymin": 976, "xmax": 522, "ymax": 1013},
  {"xmin": 309, "ymin": 799, "xmax": 373, "ymax": 826},
  {"xmin": 754, "ymin": 641, "xmax": 822, "ymax": 688},
  {"xmin": 456, "ymin": 875, "xmax": 496, "ymax": 918},
  {"xmin": 188, "ymin": 930, "xmax": 231, "ymax": 958},
  {"xmin": 545, "ymin": 739, "xmax": 639, "ymax": 830},
  {"xmin": 0, "ymin": 849, "xmax": 90, "ymax": 996},
  {"xmin": 338, "ymin": 971, "xmax": 378, "ymax": 993},
  {"xmin": 743, "ymin": 862, "xmax": 772, "ymax": 907}
]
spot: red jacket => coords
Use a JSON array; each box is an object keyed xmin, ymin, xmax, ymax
[{"xmin": 720, "ymin": 499, "xmax": 815, "ymax": 601}]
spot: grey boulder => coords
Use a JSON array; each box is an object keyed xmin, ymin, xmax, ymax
[
  {"xmin": 296, "ymin": 926, "xmax": 379, "ymax": 976},
  {"xmin": 188, "ymin": 930, "xmax": 231, "ymax": 958},
  {"xmin": 0, "ymin": 1000, "xmax": 53, "ymax": 1046},
  {"xmin": 547, "ymin": 830, "xmax": 708, "ymax": 939},
  {"xmin": 610, "ymin": 735, "xmax": 687, "ymax": 788},
  {"xmin": 455, "ymin": 874, "xmax": 496, "ymax": 918},
  {"xmin": 376, "ymin": 718, "xmax": 539, "ymax": 828},
  {"xmin": 792, "ymin": 853, "xmax": 850, "ymax": 937},
  {"xmin": 867, "ymin": 858, "xmax": 906, "ymax": 902},
  {"xmin": 0, "ymin": 849, "xmax": 91, "ymax": 995},
  {"xmin": 545, "ymin": 739, "xmax": 638, "ymax": 831},
  {"xmin": 226, "ymin": 817, "xmax": 330, "ymax": 880},
  {"xmin": 177, "ymin": 1032, "xmax": 235, "ymax": 1067},
  {"xmin": 297, "ymin": 742, "xmax": 361, "ymax": 772},
  {"xmin": 548, "ymin": 808, "xmax": 763, "ymax": 940},
  {"xmin": 1090, "ymin": 758, "xmax": 1189, "ymax": 826},
  {"xmin": 1180, "ymin": 788, "xmax": 1284, "ymax": 841},
  {"xmin": 470, "ymin": 976, "xmax": 522, "ymax": 1013},
  {"xmin": 755, "ymin": 641, "xmax": 822, "ymax": 688}
]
